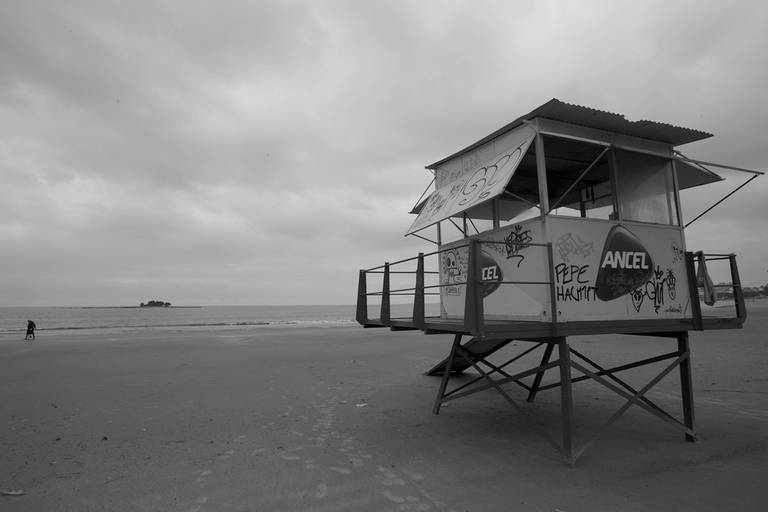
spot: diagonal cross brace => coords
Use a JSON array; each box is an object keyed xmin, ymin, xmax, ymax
[
  {"xmin": 457, "ymin": 346, "xmax": 563, "ymax": 454},
  {"xmin": 441, "ymin": 356, "xmax": 560, "ymax": 403},
  {"xmin": 568, "ymin": 348, "xmax": 682, "ymax": 426},
  {"xmin": 435, "ymin": 341, "xmax": 545, "ymax": 402},
  {"xmin": 570, "ymin": 353, "xmax": 693, "ymax": 460},
  {"xmin": 446, "ymin": 345, "xmax": 535, "ymax": 395}
]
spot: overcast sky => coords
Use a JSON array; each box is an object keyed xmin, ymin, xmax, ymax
[{"xmin": 1, "ymin": 0, "xmax": 766, "ymax": 307}]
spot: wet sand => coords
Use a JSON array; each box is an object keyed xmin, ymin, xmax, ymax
[{"xmin": 1, "ymin": 303, "xmax": 767, "ymax": 511}]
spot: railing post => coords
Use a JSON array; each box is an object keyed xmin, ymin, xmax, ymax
[
  {"xmin": 356, "ymin": 269, "xmax": 368, "ymax": 325},
  {"xmin": 684, "ymin": 252, "xmax": 703, "ymax": 330},
  {"xmin": 464, "ymin": 239, "xmax": 484, "ymax": 338},
  {"xmin": 380, "ymin": 262, "xmax": 391, "ymax": 324},
  {"xmin": 547, "ymin": 242, "xmax": 558, "ymax": 335},
  {"xmin": 729, "ymin": 254, "xmax": 747, "ymax": 324},
  {"xmin": 413, "ymin": 253, "xmax": 426, "ymax": 330}
]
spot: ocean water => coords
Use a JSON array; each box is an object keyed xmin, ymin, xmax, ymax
[{"xmin": 0, "ymin": 305, "xmax": 371, "ymax": 335}]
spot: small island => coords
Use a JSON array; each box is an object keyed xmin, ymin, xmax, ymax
[{"xmin": 140, "ymin": 300, "xmax": 172, "ymax": 308}]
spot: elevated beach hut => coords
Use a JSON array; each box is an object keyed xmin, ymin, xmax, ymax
[{"xmin": 356, "ymin": 99, "xmax": 762, "ymax": 464}]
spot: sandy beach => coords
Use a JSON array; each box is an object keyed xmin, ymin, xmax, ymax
[{"xmin": 1, "ymin": 303, "xmax": 767, "ymax": 511}]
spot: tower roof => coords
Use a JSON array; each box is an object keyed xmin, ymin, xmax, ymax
[{"xmin": 428, "ymin": 98, "xmax": 712, "ymax": 169}]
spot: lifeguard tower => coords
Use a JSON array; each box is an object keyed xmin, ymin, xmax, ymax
[{"xmin": 356, "ymin": 99, "xmax": 762, "ymax": 464}]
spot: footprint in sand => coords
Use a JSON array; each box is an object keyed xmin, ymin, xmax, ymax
[
  {"xmin": 381, "ymin": 490, "xmax": 405, "ymax": 504},
  {"xmin": 187, "ymin": 495, "xmax": 208, "ymax": 512},
  {"xmin": 403, "ymin": 468, "xmax": 424, "ymax": 481},
  {"xmin": 376, "ymin": 467, "xmax": 443, "ymax": 511},
  {"xmin": 377, "ymin": 465, "xmax": 405, "ymax": 486},
  {"xmin": 218, "ymin": 449, "xmax": 235, "ymax": 460}
]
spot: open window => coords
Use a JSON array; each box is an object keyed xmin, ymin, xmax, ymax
[
  {"xmin": 539, "ymin": 138, "xmax": 683, "ymax": 226},
  {"xmin": 407, "ymin": 122, "xmax": 731, "ymax": 241},
  {"xmin": 540, "ymin": 136, "xmax": 615, "ymax": 220},
  {"xmin": 614, "ymin": 149, "xmax": 679, "ymax": 225},
  {"xmin": 496, "ymin": 143, "xmax": 543, "ymax": 227}
]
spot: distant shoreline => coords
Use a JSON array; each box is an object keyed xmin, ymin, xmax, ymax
[{"xmin": 69, "ymin": 306, "xmax": 203, "ymax": 309}]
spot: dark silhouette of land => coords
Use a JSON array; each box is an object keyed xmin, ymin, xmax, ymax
[{"xmin": 139, "ymin": 300, "xmax": 171, "ymax": 308}]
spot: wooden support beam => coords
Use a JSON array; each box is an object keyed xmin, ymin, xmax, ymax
[
  {"xmin": 677, "ymin": 333, "xmax": 696, "ymax": 442},
  {"xmin": 433, "ymin": 334, "xmax": 462, "ymax": 415},
  {"xmin": 380, "ymin": 263, "xmax": 390, "ymax": 324},
  {"xmin": 464, "ymin": 239, "xmax": 485, "ymax": 338},
  {"xmin": 557, "ymin": 338, "xmax": 575, "ymax": 465},
  {"xmin": 729, "ymin": 254, "xmax": 747, "ymax": 325},
  {"xmin": 527, "ymin": 343, "xmax": 554, "ymax": 402},
  {"xmin": 356, "ymin": 269, "xmax": 368, "ymax": 325},
  {"xmin": 413, "ymin": 253, "xmax": 426, "ymax": 330},
  {"xmin": 684, "ymin": 252, "xmax": 703, "ymax": 330}
]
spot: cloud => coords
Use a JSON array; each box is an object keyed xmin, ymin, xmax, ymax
[{"xmin": 0, "ymin": 0, "xmax": 766, "ymax": 306}]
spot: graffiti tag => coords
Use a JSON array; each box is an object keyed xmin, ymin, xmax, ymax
[
  {"xmin": 505, "ymin": 224, "xmax": 532, "ymax": 267},
  {"xmin": 554, "ymin": 263, "xmax": 598, "ymax": 302},
  {"xmin": 456, "ymin": 149, "xmax": 523, "ymax": 207},
  {"xmin": 555, "ymin": 233, "xmax": 594, "ymax": 262},
  {"xmin": 630, "ymin": 266, "xmax": 678, "ymax": 313},
  {"xmin": 441, "ymin": 249, "xmax": 466, "ymax": 296},
  {"xmin": 671, "ymin": 242, "xmax": 684, "ymax": 264}
]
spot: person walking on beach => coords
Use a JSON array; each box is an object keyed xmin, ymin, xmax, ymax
[{"xmin": 25, "ymin": 320, "xmax": 36, "ymax": 341}]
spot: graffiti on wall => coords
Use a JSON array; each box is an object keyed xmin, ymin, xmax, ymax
[
  {"xmin": 441, "ymin": 247, "xmax": 504, "ymax": 299},
  {"xmin": 552, "ymin": 230, "xmax": 597, "ymax": 302},
  {"xmin": 440, "ymin": 220, "xmax": 684, "ymax": 316},
  {"xmin": 504, "ymin": 224, "xmax": 533, "ymax": 267},
  {"xmin": 555, "ymin": 233, "xmax": 594, "ymax": 263},
  {"xmin": 629, "ymin": 266, "xmax": 677, "ymax": 313},
  {"xmin": 555, "ymin": 263, "xmax": 598, "ymax": 302},
  {"xmin": 412, "ymin": 151, "xmax": 523, "ymax": 233},
  {"xmin": 671, "ymin": 241, "xmax": 684, "ymax": 264},
  {"xmin": 441, "ymin": 249, "xmax": 466, "ymax": 296},
  {"xmin": 407, "ymin": 127, "xmax": 536, "ymax": 235},
  {"xmin": 456, "ymin": 151, "xmax": 521, "ymax": 207},
  {"xmin": 418, "ymin": 189, "xmax": 449, "ymax": 223},
  {"xmin": 551, "ymin": 224, "xmax": 682, "ymax": 315}
]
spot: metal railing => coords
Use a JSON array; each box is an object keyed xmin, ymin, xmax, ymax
[
  {"xmin": 356, "ymin": 247, "xmax": 448, "ymax": 330},
  {"xmin": 684, "ymin": 251, "xmax": 747, "ymax": 329},
  {"xmin": 356, "ymin": 239, "xmax": 557, "ymax": 337},
  {"xmin": 359, "ymin": 244, "xmax": 747, "ymax": 335}
]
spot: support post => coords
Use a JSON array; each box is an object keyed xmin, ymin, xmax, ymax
[
  {"xmin": 547, "ymin": 243, "xmax": 558, "ymax": 333},
  {"xmin": 413, "ymin": 253, "xmax": 426, "ymax": 329},
  {"xmin": 356, "ymin": 269, "xmax": 368, "ymax": 325},
  {"xmin": 433, "ymin": 334, "xmax": 462, "ymax": 414},
  {"xmin": 677, "ymin": 332, "xmax": 696, "ymax": 442},
  {"xmin": 464, "ymin": 239, "xmax": 484, "ymax": 338},
  {"xmin": 534, "ymin": 131, "xmax": 550, "ymax": 215},
  {"xmin": 381, "ymin": 263, "xmax": 390, "ymax": 324},
  {"xmin": 684, "ymin": 252, "xmax": 703, "ymax": 330},
  {"xmin": 729, "ymin": 254, "xmax": 747, "ymax": 324},
  {"xmin": 557, "ymin": 337, "xmax": 575, "ymax": 465},
  {"xmin": 527, "ymin": 343, "xmax": 554, "ymax": 403}
]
